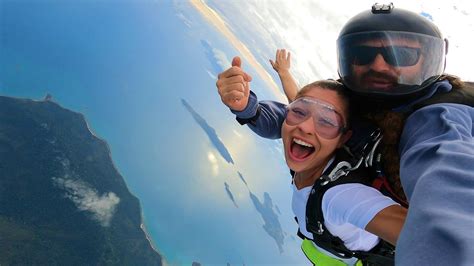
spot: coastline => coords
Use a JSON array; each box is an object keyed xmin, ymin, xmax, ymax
[
  {"xmin": 73, "ymin": 97, "xmax": 169, "ymax": 265},
  {"xmin": 141, "ymin": 221, "xmax": 169, "ymax": 266},
  {"xmin": 39, "ymin": 95, "xmax": 168, "ymax": 264}
]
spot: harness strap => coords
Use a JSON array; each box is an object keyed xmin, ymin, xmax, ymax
[
  {"xmin": 411, "ymin": 78, "xmax": 474, "ymax": 113},
  {"xmin": 301, "ymin": 238, "xmax": 363, "ymax": 266},
  {"xmin": 304, "ymin": 150, "xmax": 396, "ymax": 265},
  {"xmin": 372, "ymin": 174, "xmax": 408, "ymax": 208}
]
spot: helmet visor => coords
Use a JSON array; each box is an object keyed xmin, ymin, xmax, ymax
[{"xmin": 337, "ymin": 31, "xmax": 446, "ymax": 96}]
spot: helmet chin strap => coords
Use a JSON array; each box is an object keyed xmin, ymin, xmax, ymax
[{"xmin": 443, "ymin": 38, "xmax": 449, "ymax": 70}]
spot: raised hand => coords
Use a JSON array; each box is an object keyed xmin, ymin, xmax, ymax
[
  {"xmin": 216, "ymin": 56, "xmax": 253, "ymax": 111},
  {"xmin": 270, "ymin": 49, "xmax": 298, "ymax": 102},
  {"xmin": 269, "ymin": 49, "xmax": 291, "ymax": 75}
]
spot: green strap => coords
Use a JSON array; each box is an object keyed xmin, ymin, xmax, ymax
[{"xmin": 301, "ymin": 239, "xmax": 363, "ymax": 266}]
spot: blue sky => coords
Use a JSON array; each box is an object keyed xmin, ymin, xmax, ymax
[{"xmin": 2, "ymin": 0, "xmax": 473, "ymax": 265}]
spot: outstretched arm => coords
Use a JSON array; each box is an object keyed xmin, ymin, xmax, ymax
[
  {"xmin": 216, "ymin": 56, "xmax": 287, "ymax": 139},
  {"xmin": 230, "ymin": 92, "xmax": 287, "ymax": 139},
  {"xmin": 270, "ymin": 49, "xmax": 299, "ymax": 103},
  {"xmin": 396, "ymin": 104, "xmax": 474, "ymax": 265},
  {"xmin": 365, "ymin": 205, "xmax": 407, "ymax": 245}
]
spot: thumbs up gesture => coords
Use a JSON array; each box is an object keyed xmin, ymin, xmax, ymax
[{"xmin": 216, "ymin": 56, "xmax": 253, "ymax": 111}]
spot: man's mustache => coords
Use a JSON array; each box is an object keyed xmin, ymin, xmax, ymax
[{"xmin": 361, "ymin": 70, "xmax": 398, "ymax": 84}]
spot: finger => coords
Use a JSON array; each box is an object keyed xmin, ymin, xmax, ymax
[
  {"xmin": 224, "ymin": 75, "xmax": 246, "ymax": 91},
  {"xmin": 269, "ymin": 59, "xmax": 275, "ymax": 67},
  {"xmin": 243, "ymin": 80, "xmax": 250, "ymax": 97},
  {"xmin": 216, "ymin": 71, "xmax": 244, "ymax": 91},
  {"xmin": 287, "ymin": 51, "xmax": 291, "ymax": 61},
  {"xmin": 228, "ymin": 74, "xmax": 245, "ymax": 83},
  {"xmin": 276, "ymin": 49, "xmax": 281, "ymax": 60},
  {"xmin": 219, "ymin": 84, "xmax": 245, "ymax": 101},
  {"xmin": 225, "ymin": 82, "xmax": 246, "ymax": 94},
  {"xmin": 222, "ymin": 90, "xmax": 245, "ymax": 103},
  {"xmin": 217, "ymin": 65, "xmax": 246, "ymax": 80},
  {"xmin": 244, "ymin": 72, "xmax": 252, "ymax": 82},
  {"xmin": 232, "ymin": 56, "xmax": 242, "ymax": 68}
]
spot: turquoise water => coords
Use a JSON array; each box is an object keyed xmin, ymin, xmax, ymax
[{"xmin": 1, "ymin": 1, "xmax": 307, "ymax": 264}]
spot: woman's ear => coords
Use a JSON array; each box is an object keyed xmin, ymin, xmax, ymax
[{"xmin": 338, "ymin": 130, "xmax": 353, "ymax": 148}]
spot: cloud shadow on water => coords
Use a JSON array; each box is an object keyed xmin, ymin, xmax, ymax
[
  {"xmin": 248, "ymin": 190, "xmax": 285, "ymax": 253},
  {"xmin": 224, "ymin": 182, "xmax": 238, "ymax": 208},
  {"xmin": 237, "ymin": 171, "xmax": 249, "ymax": 188},
  {"xmin": 181, "ymin": 99, "xmax": 234, "ymax": 164},
  {"xmin": 200, "ymin": 40, "xmax": 225, "ymax": 75}
]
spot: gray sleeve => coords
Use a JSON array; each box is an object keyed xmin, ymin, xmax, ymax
[{"xmin": 396, "ymin": 104, "xmax": 474, "ymax": 266}]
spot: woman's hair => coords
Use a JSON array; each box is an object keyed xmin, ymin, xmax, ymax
[
  {"xmin": 364, "ymin": 110, "xmax": 407, "ymax": 201},
  {"xmin": 297, "ymin": 79, "xmax": 352, "ymax": 128},
  {"xmin": 441, "ymin": 74, "xmax": 464, "ymax": 88}
]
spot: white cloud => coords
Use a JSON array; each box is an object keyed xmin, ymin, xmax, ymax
[
  {"xmin": 206, "ymin": 69, "xmax": 216, "ymax": 79},
  {"xmin": 52, "ymin": 177, "xmax": 120, "ymax": 227},
  {"xmin": 176, "ymin": 12, "xmax": 192, "ymax": 28},
  {"xmin": 212, "ymin": 48, "xmax": 231, "ymax": 70},
  {"xmin": 200, "ymin": 0, "xmax": 474, "ymax": 88}
]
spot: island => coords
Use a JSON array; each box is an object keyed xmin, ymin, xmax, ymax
[{"xmin": 0, "ymin": 95, "xmax": 163, "ymax": 265}]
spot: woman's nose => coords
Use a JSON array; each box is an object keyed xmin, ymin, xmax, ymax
[{"xmin": 296, "ymin": 116, "xmax": 316, "ymax": 135}]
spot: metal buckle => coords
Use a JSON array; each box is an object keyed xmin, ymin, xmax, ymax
[
  {"xmin": 372, "ymin": 3, "xmax": 394, "ymax": 14},
  {"xmin": 320, "ymin": 129, "xmax": 383, "ymax": 186},
  {"xmin": 316, "ymin": 221, "xmax": 324, "ymax": 235},
  {"xmin": 320, "ymin": 161, "xmax": 352, "ymax": 186},
  {"xmin": 365, "ymin": 132, "xmax": 383, "ymax": 167},
  {"xmin": 357, "ymin": 128, "xmax": 383, "ymax": 167}
]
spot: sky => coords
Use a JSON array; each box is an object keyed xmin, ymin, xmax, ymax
[
  {"xmin": 1, "ymin": 0, "xmax": 473, "ymax": 265},
  {"xmin": 195, "ymin": 0, "xmax": 474, "ymax": 96}
]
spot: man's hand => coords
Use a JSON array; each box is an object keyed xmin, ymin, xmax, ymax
[
  {"xmin": 269, "ymin": 49, "xmax": 291, "ymax": 76},
  {"xmin": 270, "ymin": 49, "xmax": 297, "ymax": 102},
  {"xmin": 216, "ymin": 56, "xmax": 252, "ymax": 111}
]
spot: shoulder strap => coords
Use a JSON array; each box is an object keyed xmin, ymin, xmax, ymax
[
  {"xmin": 305, "ymin": 150, "xmax": 395, "ymax": 264},
  {"xmin": 345, "ymin": 120, "xmax": 408, "ymax": 207},
  {"xmin": 372, "ymin": 174, "xmax": 408, "ymax": 208},
  {"xmin": 344, "ymin": 119, "xmax": 383, "ymax": 171},
  {"xmin": 305, "ymin": 152, "xmax": 372, "ymax": 259},
  {"xmin": 413, "ymin": 79, "xmax": 474, "ymax": 112}
]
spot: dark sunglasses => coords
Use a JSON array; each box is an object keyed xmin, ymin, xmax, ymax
[{"xmin": 350, "ymin": 45, "xmax": 421, "ymax": 67}]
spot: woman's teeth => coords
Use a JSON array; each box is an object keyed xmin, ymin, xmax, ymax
[{"xmin": 293, "ymin": 138, "xmax": 313, "ymax": 148}]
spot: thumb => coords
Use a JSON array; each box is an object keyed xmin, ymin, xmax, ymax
[
  {"xmin": 269, "ymin": 59, "xmax": 275, "ymax": 67},
  {"xmin": 233, "ymin": 56, "xmax": 251, "ymax": 81},
  {"xmin": 232, "ymin": 56, "xmax": 241, "ymax": 68}
]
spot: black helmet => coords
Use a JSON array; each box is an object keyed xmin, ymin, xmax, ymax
[{"xmin": 337, "ymin": 3, "xmax": 448, "ymax": 100}]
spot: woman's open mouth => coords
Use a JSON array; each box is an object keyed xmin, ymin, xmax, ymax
[{"xmin": 289, "ymin": 138, "xmax": 316, "ymax": 161}]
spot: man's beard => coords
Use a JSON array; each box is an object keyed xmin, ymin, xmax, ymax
[{"xmin": 358, "ymin": 70, "xmax": 399, "ymax": 92}]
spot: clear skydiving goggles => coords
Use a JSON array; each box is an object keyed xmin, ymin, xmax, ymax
[{"xmin": 285, "ymin": 97, "xmax": 348, "ymax": 139}]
